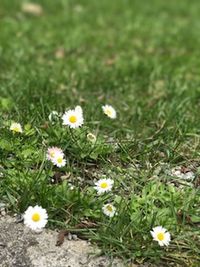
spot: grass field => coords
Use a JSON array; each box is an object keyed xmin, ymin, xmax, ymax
[{"xmin": 1, "ymin": 0, "xmax": 200, "ymax": 266}]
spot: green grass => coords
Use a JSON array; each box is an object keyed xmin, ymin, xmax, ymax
[{"xmin": 1, "ymin": 0, "xmax": 200, "ymax": 266}]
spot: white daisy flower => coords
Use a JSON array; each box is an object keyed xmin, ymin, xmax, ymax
[
  {"xmin": 46, "ymin": 147, "xmax": 64, "ymax": 161},
  {"xmin": 10, "ymin": 122, "xmax": 23, "ymax": 133},
  {"xmin": 62, "ymin": 106, "xmax": 84, "ymax": 128},
  {"xmin": 22, "ymin": 3, "xmax": 43, "ymax": 16},
  {"xmin": 23, "ymin": 205, "xmax": 48, "ymax": 231},
  {"xmin": 48, "ymin": 111, "xmax": 59, "ymax": 123},
  {"xmin": 150, "ymin": 226, "xmax": 171, "ymax": 247},
  {"xmin": 102, "ymin": 203, "xmax": 116, "ymax": 217},
  {"xmin": 102, "ymin": 105, "xmax": 117, "ymax": 119},
  {"xmin": 94, "ymin": 178, "xmax": 114, "ymax": 195},
  {"xmin": 87, "ymin": 133, "xmax": 96, "ymax": 143},
  {"xmin": 52, "ymin": 152, "xmax": 66, "ymax": 167},
  {"xmin": 75, "ymin": 105, "xmax": 83, "ymax": 114}
]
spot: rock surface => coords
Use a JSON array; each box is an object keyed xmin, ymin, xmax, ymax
[{"xmin": 0, "ymin": 216, "xmax": 125, "ymax": 267}]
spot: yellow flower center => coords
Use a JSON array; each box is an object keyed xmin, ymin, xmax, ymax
[
  {"xmin": 57, "ymin": 157, "xmax": 63, "ymax": 164},
  {"xmin": 13, "ymin": 127, "xmax": 20, "ymax": 132},
  {"xmin": 69, "ymin": 115, "xmax": 77, "ymax": 123},
  {"xmin": 100, "ymin": 182, "xmax": 108, "ymax": 189},
  {"xmin": 32, "ymin": 213, "xmax": 40, "ymax": 222},
  {"xmin": 105, "ymin": 109, "xmax": 112, "ymax": 116},
  {"xmin": 106, "ymin": 205, "xmax": 113, "ymax": 212},
  {"xmin": 157, "ymin": 232, "xmax": 164, "ymax": 241},
  {"xmin": 50, "ymin": 152, "xmax": 55, "ymax": 157}
]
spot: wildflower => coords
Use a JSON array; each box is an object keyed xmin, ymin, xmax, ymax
[
  {"xmin": 21, "ymin": 3, "xmax": 43, "ymax": 16},
  {"xmin": 62, "ymin": 106, "xmax": 84, "ymax": 128},
  {"xmin": 10, "ymin": 122, "xmax": 23, "ymax": 133},
  {"xmin": 102, "ymin": 203, "xmax": 116, "ymax": 217},
  {"xmin": 68, "ymin": 183, "xmax": 75, "ymax": 190},
  {"xmin": 87, "ymin": 133, "xmax": 96, "ymax": 143},
  {"xmin": 102, "ymin": 105, "xmax": 116, "ymax": 119},
  {"xmin": 23, "ymin": 205, "xmax": 48, "ymax": 231},
  {"xmin": 52, "ymin": 152, "xmax": 66, "ymax": 167},
  {"xmin": 46, "ymin": 147, "xmax": 64, "ymax": 161},
  {"xmin": 94, "ymin": 178, "xmax": 114, "ymax": 194},
  {"xmin": 75, "ymin": 105, "xmax": 83, "ymax": 114},
  {"xmin": 48, "ymin": 111, "xmax": 59, "ymax": 124},
  {"xmin": 150, "ymin": 226, "xmax": 171, "ymax": 247}
]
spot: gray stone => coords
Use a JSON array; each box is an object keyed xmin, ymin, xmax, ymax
[{"xmin": 0, "ymin": 216, "xmax": 124, "ymax": 267}]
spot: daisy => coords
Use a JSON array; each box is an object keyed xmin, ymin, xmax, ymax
[
  {"xmin": 46, "ymin": 147, "xmax": 64, "ymax": 161},
  {"xmin": 150, "ymin": 226, "xmax": 171, "ymax": 247},
  {"xmin": 102, "ymin": 203, "xmax": 116, "ymax": 217},
  {"xmin": 87, "ymin": 133, "xmax": 96, "ymax": 143},
  {"xmin": 62, "ymin": 106, "xmax": 84, "ymax": 128},
  {"xmin": 94, "ymin": 178, "xmax": 114, "ymax": 195},
  {"xmin": 23, "ymin": 205, "xmax": 48, "ymax": 231},
  {"xmin": 52, "ymin": 152, "xmax": 66, "ymax": 167},
  {"xmin": 48, "ymin": 111, "xmax": 59, "ymax": 123},
  {"xmin": 102, "ymin": 105, "xmax": 116, "ymax": 119},
  {"xmin": 10, "ymin": 122, "xmax": 23, "ymax": 133},
  {"xmin": 22, "ymin": 3, "xmax": 43, "ymax": 16},
  {"xmin": 75, "ymin": 105, "xmax": 83, "ymax": 114}
]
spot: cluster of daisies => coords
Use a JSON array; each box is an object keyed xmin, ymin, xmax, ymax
[
  {"xmin": 94, "ymin": 178, "xmax": 116, "ymax": 217},
  {"xmin": 10, "ymin": 104, "xmax": 171, "ymax": 247},
  {"xmin": 46, "ymin": 147, "xmax": 117, "ymax": 218},
  {"xmin": 22, "ymin": 174, "xmax": 171, "ymax": 247},
  {"xmin": 47, "ymin": 104, "xmax": 116, "ymax": 128},
  {"xmin": 47, "ymin": 147, "xmax": 66, "ymax": 167}
]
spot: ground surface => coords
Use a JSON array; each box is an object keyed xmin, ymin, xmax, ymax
[
  {"xmin": 0, "ymin": 0, "xmax": 200, "ymax": 266},
  {"xmin": 0, "ymin": 216, "xmax": 125, "ymax": 267}
]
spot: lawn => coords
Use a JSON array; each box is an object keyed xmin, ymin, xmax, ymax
[{"xmin": 0, "ymin": 0, "xmax": 200, "ymax": 266}]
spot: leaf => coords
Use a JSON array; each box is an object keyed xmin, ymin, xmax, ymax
[
  {"xmin": 190, "ymin": 215, "xmax": 200, "ymax": 224},
  {"xmin": 56, "ymin": 230, "xmax": 67, "ymax": 246},
  {"xmin": 21, "ymin": 148, "xmax": 34, "ymax": 158},
  {"xmin": 56, "ymin": 221, "xmax": 97, "ymax": 246},
  {"xmin": 0, "ymin": 139, "xmax": 12, "ymax": 151},
  {"xmin": 0, "ymin": 97, "xmax": 12, "ymax": 110}
]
